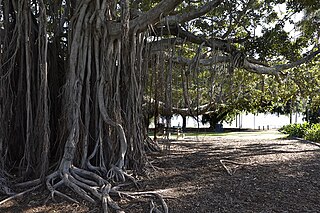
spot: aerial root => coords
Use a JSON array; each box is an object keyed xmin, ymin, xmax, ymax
[
  {"xmin": 0, "ymin": 165, "xmax": 169, "ymax": 212},
  {"xmin": 150, "ymin": 200, "xmax": 163, "ymax": 213},
  {"xmin": 1, "ymin": 163, "xmax": 168, "ymax": 213},
  {"xmin": 101, "ymin": 183, "xmax": 123, "ymax": 212}
]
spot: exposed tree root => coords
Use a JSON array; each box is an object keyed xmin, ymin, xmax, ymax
[
  {"xmin": 144, "ymin": 137, "xmax": 161, "ymax": 153},
  {"xmin": 117, "ymin": 190, "xmax": 169, "ymax": 213},
  {"xmin": 0, "ymin": 184, "xmax": 41, "ymax": 206},
  {"xmin": 44, "ymin": 165, "xmax": 166, "ymax": 212},
  {"xmin": 15, "ymin": 178, "xmax": 41, "ymax": 188},
  {"xmin": 220, "ymin": 159, "xmax": 251, "ymax": 176},
  {"xmin": 0, "ymin": 171, "xmax": 15, "ymax": 196}
]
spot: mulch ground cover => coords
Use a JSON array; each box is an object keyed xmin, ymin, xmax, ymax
[{"xmin": 1, "ymin": 130, "xmax": 320, "ymax": 212}]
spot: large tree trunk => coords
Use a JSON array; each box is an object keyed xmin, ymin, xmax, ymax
[
  {"xmin": 202, "ymin": 110, "xmax": 230, "ymax": 130},
  {"xmin": 0, "ymin": 0, "xmax": 180, "ymax": 211},
  {"xmin": 43, "ymin": 0, "xmax": 148, "ymax": 204}
]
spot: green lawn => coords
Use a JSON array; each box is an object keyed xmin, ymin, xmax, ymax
[{"xmin": 148, "ymin": 129, "xmax": 284, "ymax": 138}]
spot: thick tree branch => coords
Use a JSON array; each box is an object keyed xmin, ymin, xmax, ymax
[
  {"xmin": 243, "ymin": 48, "xmax": 320, "ymax": 75},
  {"xmin": 154, "ymin": 25, "xmax": 235, "ymax": 53},
  {"xmin": 144, "ymin": 96, "xmax": 218, "ymax": 117},
  {"xmin": 149, "ymin": 31, "xmax": 319, "ymax": 76},
  {"xmin": 149, "ymin": 38, "xmax": 230, "ymax": 66},
  {"xmin": 159, "ymin": 0, "xmax": 223, "ymax": 25},
  {"xmin": 172, "ymin": 55, "xmax": 230, "ymax": 66},
  {"xmin": 109, "ymin": 0, "xmax": 183, "ymax": 36},
  {"xmin": 131, "ymin": 0, "xmax": 183, "ymax": 31},
  {"xmin": 149, "ymin": 38, "xmax": 184, "ymax": 52}
]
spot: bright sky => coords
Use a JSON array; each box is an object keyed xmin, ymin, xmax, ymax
[
  {"xmin": 255, "ymin": 3, "xmax": 304, "ymax": 40},
  {"xmin": 275, "ymin": 3, "xmax": 304, "ymax": 39}
]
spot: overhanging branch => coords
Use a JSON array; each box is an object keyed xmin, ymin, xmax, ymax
[
  {"xmin": 243, "ymin": 48, "xmax": 320, "ymax": 75},
  {"xmin": 130, "ymin": 0, "xmax": 183, "ymax": 31},
  {"xmin": 152, "ymin": 25, "xmax": 235, "ymax": 52},
  {"xmin": 143, "ymin": 96, "xmax": 218, "ymax": 117},
  {"xmin": 159, "ymin": 0, "xmax": 223, "ymax": 25},
  {"xmin": 109, "ymin": 0, "xmax": 183, "ymax": 36},
  {"xmin": 172, "ymin": 55, "xmax": 230, "ymax": 66}
]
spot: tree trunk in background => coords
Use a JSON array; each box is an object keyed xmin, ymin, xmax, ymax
[{"xmin": 182, "ymin": 115, "xmax": 187, "ymax": 131}]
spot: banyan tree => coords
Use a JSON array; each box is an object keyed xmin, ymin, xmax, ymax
[{"xmin": 0, "ymin": 0, "xmax": 319, "ymax": 211}]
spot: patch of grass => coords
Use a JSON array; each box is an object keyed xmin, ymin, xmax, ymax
[
  {"xmin": 184, "ymin": 132, "xmax": 228, "ymax": 137},
  {"xmin": 148, "ymin": 129, "xmax": 284, "ymax": 138}
]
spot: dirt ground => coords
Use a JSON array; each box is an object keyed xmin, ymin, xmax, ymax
[{"xmin": 1, "ymin": 130, "xmax": 320, "ymax": 212}]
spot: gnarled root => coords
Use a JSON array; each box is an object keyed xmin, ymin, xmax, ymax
[
  {"xmin": 144, "ymin": 137, "xmax": 161, "ymax": 153},
  {"xmin": 106, "ymin": 165, "xmax": 138, "ymax": 187},
  {"xmin": 46, "ymin": 166, "xmax": 122, "ymax": 212},
  {"xmin": 0, "ymin": 184, "xmax": 41, "ymax": 206},
  {"xmin": 0, "ymin": 171, "xmax": 15, "ymax": 196},
  {"xmin": 107, "ymin": 165, "xmax": 126, "ymax": 183},
  {"xmin": 45, "ymin": 165, "xmax": 163, "ymax": 212},
  {"xmin": 116, "ymin": 190, "xmax": 169, "ymax": 213},
  {"xmin": 220, "ymin": 159, "xmax": 251, "ymax": 176}
]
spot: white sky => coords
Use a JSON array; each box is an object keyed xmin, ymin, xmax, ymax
[
  {"xmin": 275, "ymin": 3, "xmax": 304, "ymax": 39},
  {"xmin": 255, "ymin": 3, "xmax": 304, "ymax": 39}
]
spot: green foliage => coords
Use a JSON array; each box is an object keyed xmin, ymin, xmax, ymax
[
  {"xmin": 280, "ymin": 122, "xmax": 320, "ymax": 143},
  {"xmin": 144, "ymin": 0, "xmax": 320, "ymax": 128},
  {"xmin": 279, "ymin": 122, "xmax": 310, "ymax": 138},
  {"xmin": 305, "ymin": 123, "xmax": 320, "ymax": 142}
]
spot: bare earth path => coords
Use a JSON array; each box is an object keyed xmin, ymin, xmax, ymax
[
  {"xmin": 1, "ymin": 130, "xmax": 320, "ymax": 212},
  {"xmin": 143, "ymin": 130, "xmax": 320, "ymax": 213}
]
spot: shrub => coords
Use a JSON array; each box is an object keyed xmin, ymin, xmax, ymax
[
  {"xmin": 280, "ymin": 122, "xmax": 310, "ymax": 138},
  {"xmin": 305, "ymin": 123, "xmax": 320, "ymax": 142}
]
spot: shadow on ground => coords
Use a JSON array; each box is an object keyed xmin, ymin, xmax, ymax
[
  {"xmin": 1, "ymin": 133, "xmax": 320, "ymax": 213},
  {"xmin": 144, "ymin": 135, "xmax": 320, "ymax": 213}
]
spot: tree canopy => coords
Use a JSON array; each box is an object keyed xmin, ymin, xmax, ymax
[{"xmin": 144, "ymin": 0, "xmax": 320, "ymax": 128}]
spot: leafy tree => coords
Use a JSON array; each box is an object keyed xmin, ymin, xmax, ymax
[{"xmin": 0, "ymin": 0, "xmax": 319, "ymax": 212}]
